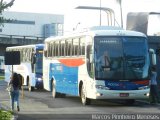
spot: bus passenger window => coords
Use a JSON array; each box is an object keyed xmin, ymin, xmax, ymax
[
  {"xmin": 44, "ymin": 50, "xmax": 47, "ymax": 57},
  {"xmin": 87, "ymin": 45, "xmax": 94, "ymax": 78},
  {"xmin": 80, "ymin": 37, "xmax": 85, "ymax": 55},
  {"xmin": 66, "ymin": 39, "xmax": 72, "ymax": 56},
  {"xmin": 73, "ymin": 38, "xmax": 79, "ymax": 56},
  {"xmin": 61, "ymin": 41, "xmax": 65, "ymax": 56}
]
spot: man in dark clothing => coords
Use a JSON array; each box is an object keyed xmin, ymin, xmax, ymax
[{"xmin": 149, "ymin": 66, "xmax": 160, "ymax": 104}]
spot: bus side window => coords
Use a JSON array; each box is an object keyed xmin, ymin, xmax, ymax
[
  {"xmin": 44, "ymin": 50, "xmax": 47, "ymax": 57},
  {"xmin": 31, "ymin": 51, "xmax": 36, "ymax": 73},
  {"xmin": 80, "ymin": 37, "xmax": 85, "ymax": 55},
  {"xmin": 73, "ymin": 38, "xmax": 79, "ymax": 56},
  {"xmin": 51, "ymin": 42, "xmax": 53, "ymax": 57},
  {"xmin": 87, "ymin": 44, "xmax": 93, "ymax": 78},
  {"xmin": 49, "ymin": 42, "xmax": 52, "ymax": 57},
  {"xmin": 65, "ymin": 41, "xmax": 68, "ymax": 56},
  {"xmin": 31, "ymin": 52, "xmax": 36, "ymax": 64},
  {"xmin": 66, "ymin": 39, "xmax": 72, "ymax": 56},
  {"xmin": 61, "ymin": 40, "xmax": 65, "ymax": 56}
]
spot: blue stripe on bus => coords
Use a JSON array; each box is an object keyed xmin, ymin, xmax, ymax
[
  {"xmin": 49, "ymin": 63, "xmax": 79, "ymax": 96},
  {"xmin": 104, "ymin": 80, "xmax": 148, "ymax": 90}
]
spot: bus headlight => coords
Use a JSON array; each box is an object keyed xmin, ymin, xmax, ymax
[
  {"xmin": 95, "ymin": 85, "xmax": 110, "ymax": 90},
  {"xmin": 146, "ymin": 93, "xmax": 150, "ymax": 97},
  {"xmin": 37, "ymin": 78, "xmax": 42, "ymax": 81},
  {"xmin": 96, "ymin": 92, "xmax": 103, "ymax": 96},
  {"xmin": 138, "ymin": 86, "xmax": 149, "ymax": 90}
]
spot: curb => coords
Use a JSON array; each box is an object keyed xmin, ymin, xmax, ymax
[{"xmin": 11, "ymin": 114, "xmax": 18, "ymax": 120}]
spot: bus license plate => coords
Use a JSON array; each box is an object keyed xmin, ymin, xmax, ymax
[{"xmin": 120, "ymin": 93, "xmax": 129, "ymax": 97}]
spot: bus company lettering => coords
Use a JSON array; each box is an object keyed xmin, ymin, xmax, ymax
[
  {"xmin": 56, "ymin": 66, "xmax": 63, "ymax": 71},
  {"xmin": 107, "ymin": 82, "xmax": 120, "ymax": 87}
]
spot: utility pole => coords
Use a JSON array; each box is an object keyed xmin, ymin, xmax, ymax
[
  {"xmin": 119, "ymin": 0, "xmax": 123, "ymax": 28},
  {"xmin": 116, "ymin": 0, "xmax": 123, "ymax": 28},
  {"xmin": 100, "ymin": 0, "xmax": 102, "ymax": 26}
]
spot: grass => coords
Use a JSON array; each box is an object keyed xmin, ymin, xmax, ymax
[
  {"xmin": 0, "ymin": 75, "xmax": 4, "ymax": 81},
  {"xmin": 0, "ymin": 110, "xmax": 13, "ymax": 120}
]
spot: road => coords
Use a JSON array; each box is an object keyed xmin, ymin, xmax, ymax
[{"xmin": 0, "ymin": 80, "xmax": 160, "ymax": 120}]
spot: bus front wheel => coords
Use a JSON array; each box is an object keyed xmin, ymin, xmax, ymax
[
  {"xmin": 51, "ymin": 80, "xmax": 62, "ymax": 98},
  {"xmin": 52, "ymin": 80, "xmax": 56, "ymax": 98},
  {"xmin": 81, "ymin": 84, "xmax": 91, "ymax": 105}
]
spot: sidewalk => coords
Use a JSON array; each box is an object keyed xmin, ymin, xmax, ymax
[{"xmin": 0, "ymin": 80, "xmax": 18, "ymax": 120}]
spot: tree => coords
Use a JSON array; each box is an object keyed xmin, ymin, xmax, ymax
[{"xmin": 0, "ymin": 0, "xmax": 15, "ymax": 26}]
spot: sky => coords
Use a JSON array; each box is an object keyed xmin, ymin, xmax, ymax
[{"xmin": 5, "ymin": 0, "xmax": 160, "ymax": 34}]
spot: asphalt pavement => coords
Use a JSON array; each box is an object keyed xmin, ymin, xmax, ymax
[{"xmin": 1, "ymin": 80, "xmax": 160, "ymax": 120}]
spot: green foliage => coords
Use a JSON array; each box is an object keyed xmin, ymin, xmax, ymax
[
  {"xmin": 0, "ymin": 110, "xmax": 13, "ymax": 120},
  {"xmin": 0, "ymin": 0, "xmax": 15, "ymax": 13},
  {"xmin": 0, "ymin": 75, "xmax": 4, "ymax": 80},
  {"xmin": 0, "ymin": 0, "xmax": 15, "ymax": 26}
]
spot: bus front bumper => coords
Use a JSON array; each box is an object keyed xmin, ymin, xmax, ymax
[
  {"xmin": 35, "ymin": 79, "xmax": 43, "ymax": 89},
  {"xmin": 89, "ymin": 89, "xmax": 150, "ymax": 100}
]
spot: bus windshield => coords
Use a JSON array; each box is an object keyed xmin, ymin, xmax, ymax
[
  {"xmin": 94, "ymin": 36, "xmax": 149, "ymax": 80},
  {"xmin": 35, "ymin": 49, "xmax": 43, "ymax": 74}
]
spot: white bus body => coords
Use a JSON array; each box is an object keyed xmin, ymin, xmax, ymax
[
  {"xmin": 5, "ymin": 44, "xmax": 44, "ymax": 91},
  {"xmin": 43, "ymin": 26, "xmax": 150, "ymax": 105}
]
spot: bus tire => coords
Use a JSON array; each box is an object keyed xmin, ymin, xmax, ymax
[
  {"xmin": 81, "ymin": 84, "xmax": 91, "ymax": 105},
  {"xmin": 51, "ymin": 79, "xmax": 63, "ymax": 98},
  {"xmin": 52, "ymin": 80, "xmax": 56, "ymax": 98},
  {"xmin": 60, "ymin": 93, "xmax": 66, "ymax": 98}
]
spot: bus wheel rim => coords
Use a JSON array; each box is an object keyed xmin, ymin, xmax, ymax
[{"xmin": 81, "ymin": 86, "xmax": 86, "ymax": 104}]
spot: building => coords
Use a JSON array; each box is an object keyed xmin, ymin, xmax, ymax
[
  {"xmin": 0, "ymin": 11, "xmax": 64, "ymax": 38},
  {"xmin": 0, "ymin": 11, "xmax": 64, "ymax": 67}
]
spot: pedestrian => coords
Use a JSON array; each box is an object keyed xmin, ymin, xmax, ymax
[
  {"xmin": 8, "ymin": 72, "xmax": 20, "ymax": 111},
  {"xmin": 149, "ymin": 66, "xmax": 160, "ymax": 104}
]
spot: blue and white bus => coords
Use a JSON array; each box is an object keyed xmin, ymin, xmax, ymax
[
  {"xmin": 5, "ymin": 44, "xmax": 44, "ymax": 91},
  {"xmin": 43, "ymin": 26, "xmax": 152, "ymax": 105}
]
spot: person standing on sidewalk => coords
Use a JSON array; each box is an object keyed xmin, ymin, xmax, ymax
[
  {"xmin": 149, "ymin": 66, "xmax": 160, "ymax": 104},
  {"xmin": 8, "ymin": 72, "xmax": 20, "ymax": 111}
]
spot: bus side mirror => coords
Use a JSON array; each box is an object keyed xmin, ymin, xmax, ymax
[
  {"xmin": 149, "ymin": 48, "xmax": 156, "ymax": 66},
  {"xmin": 31, "ymin": 53, "xmax": 36, "ymax": 64},
  {"xmin": 90, "ymin": 53, "xmax": 93, "ymax": 63},
  {"xmin": 44, "ymin": 50, "xmax": 47, "ymax": 57}
]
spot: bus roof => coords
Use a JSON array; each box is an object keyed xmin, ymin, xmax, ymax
[
  {"xmin": 45, "ymin": 26, "xmax": 147, "ymax": 42},
  {"xmin": 6, "ymin": 44, "xmax": 44, "ymax": 50}
]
